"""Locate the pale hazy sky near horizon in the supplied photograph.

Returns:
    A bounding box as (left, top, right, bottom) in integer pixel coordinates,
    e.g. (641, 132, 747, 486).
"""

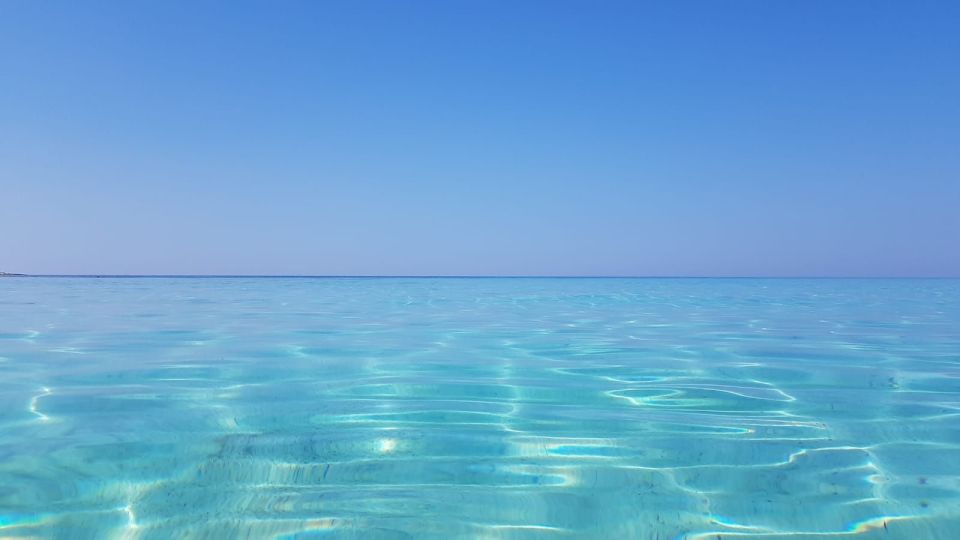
(2, 1, 958, 276)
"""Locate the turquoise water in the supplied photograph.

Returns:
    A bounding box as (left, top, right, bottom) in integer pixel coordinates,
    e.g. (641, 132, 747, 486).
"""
(1, 277, 959, 539)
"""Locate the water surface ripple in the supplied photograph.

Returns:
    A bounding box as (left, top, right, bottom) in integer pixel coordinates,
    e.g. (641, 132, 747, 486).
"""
(1, 278, 959, 538)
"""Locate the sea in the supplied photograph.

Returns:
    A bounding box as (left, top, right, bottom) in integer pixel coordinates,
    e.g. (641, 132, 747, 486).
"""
(1, 277, 958, 538)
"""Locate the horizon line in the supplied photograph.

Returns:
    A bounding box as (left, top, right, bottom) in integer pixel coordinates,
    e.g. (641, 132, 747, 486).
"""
(4, 274, 960, 279)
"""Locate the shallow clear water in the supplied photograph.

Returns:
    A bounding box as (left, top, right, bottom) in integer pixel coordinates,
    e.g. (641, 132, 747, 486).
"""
(1, 277, 959, 539)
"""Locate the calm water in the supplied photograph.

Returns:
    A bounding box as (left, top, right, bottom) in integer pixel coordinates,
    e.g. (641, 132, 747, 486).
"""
(1, 278, 959, 539)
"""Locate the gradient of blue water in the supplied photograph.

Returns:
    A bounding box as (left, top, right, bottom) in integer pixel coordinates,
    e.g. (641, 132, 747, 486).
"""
(1, 278, 959, 539)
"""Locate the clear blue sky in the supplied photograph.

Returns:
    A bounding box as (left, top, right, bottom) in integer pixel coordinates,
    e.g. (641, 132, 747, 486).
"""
(2, 1, 958, 276)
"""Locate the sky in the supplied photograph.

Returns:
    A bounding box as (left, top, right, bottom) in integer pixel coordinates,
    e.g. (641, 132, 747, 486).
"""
(1, 1, 958, 277)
